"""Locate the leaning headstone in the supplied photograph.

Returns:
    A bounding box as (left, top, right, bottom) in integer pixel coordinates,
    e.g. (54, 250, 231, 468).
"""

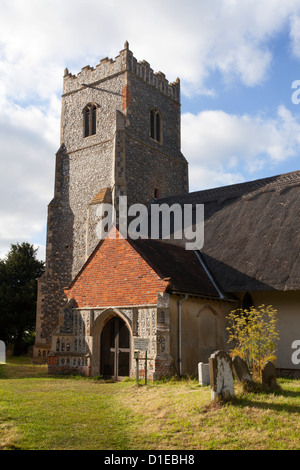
(209, 351, 234, 401)
(232, 356, 253, 384)
(0, 341, 6, 364)
(198, 362, 210, 386)
(262, 361, 280, 389)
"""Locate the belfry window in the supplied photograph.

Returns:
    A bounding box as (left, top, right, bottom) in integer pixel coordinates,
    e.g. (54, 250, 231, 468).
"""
(242, 293, 254, 312)
(84, 104, 97, 137)
(150, 108, 162, 143)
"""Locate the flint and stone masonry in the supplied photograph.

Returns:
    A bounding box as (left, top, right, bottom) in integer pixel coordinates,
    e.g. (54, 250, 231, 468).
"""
(34, 42, 188, 377)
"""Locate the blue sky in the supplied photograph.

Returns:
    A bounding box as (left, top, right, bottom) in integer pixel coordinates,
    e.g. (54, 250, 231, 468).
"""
(1, 0, 300, 260)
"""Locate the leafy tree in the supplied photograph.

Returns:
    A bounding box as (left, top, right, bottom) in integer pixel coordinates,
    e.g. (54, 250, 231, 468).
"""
(0, 243, 44, 355)
(226, 304, 279, 378)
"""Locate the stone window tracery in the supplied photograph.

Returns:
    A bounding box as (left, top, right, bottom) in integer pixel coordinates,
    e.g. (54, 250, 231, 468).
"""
(83, 103, 97, 137)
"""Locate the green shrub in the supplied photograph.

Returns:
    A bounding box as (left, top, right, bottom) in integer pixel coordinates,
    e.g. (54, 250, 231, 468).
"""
(227, 304, 279, 378)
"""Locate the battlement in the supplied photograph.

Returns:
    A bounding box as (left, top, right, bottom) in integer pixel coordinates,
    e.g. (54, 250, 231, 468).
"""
(63, 41, 180, 103)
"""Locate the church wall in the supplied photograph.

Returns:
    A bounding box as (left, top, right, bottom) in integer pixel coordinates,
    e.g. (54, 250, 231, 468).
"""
(67, 141, 115, 275)
(47, 233, 175, 379)
(125, 135, 189, 208)
(34, 146, 75, 355)
(48, 298, 175, 380)
(35, 43, 189, 364)
(34, 140, 115, 357)
(169, 295, 234, 377)
(125, 72, 188, 207)
(61, 73, 125, 152)
(61, 73, 126, 274)
(243, 290, 300, 372)
(48, 308, 93, 376)
(34, 74, 125, 358)
(126, 71, 181, 159)
(89, 305, 161, 379)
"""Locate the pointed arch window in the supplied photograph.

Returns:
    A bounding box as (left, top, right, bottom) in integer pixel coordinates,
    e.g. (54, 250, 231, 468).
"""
(83, 103, 97, 137)
(150, 108, 162, 143)
(242, 293, 254, 311)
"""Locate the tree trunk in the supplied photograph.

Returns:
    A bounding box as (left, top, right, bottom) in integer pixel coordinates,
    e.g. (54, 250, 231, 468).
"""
(13, 328, 24, 356)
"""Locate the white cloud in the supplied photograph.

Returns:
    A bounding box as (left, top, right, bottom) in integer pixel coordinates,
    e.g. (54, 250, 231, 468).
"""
(290, 15, 300, 58)
(182, 106, 300, 191)
(1, 0, 300, 255)
(187, 166, 245, 193)
(0, 0, 300, 100)
(0, 98, 59, 257)
(33, 244, 46, 262)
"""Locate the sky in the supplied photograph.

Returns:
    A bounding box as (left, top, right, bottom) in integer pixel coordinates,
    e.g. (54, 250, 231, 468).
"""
(1, 0, 300, 261)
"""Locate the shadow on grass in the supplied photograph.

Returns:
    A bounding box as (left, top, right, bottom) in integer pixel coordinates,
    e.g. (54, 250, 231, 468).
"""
(0, 361, 49, 380)
(227, 379, 300, 415)
(202, 377, 300, 416)
(230, 394, 300, 414)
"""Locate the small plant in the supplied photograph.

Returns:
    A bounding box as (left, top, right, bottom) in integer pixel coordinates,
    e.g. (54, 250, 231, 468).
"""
(227, 304, 279, 379)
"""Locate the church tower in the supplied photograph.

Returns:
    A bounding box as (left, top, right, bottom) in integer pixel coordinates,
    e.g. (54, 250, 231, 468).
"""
(33, 42, 188, 361)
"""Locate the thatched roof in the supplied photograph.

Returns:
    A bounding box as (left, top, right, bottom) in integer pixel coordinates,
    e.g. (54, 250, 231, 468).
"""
(158, 170, 300, 293)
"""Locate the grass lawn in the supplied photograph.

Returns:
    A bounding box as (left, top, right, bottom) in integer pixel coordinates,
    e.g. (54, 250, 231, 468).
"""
(0, 357, 299, 450)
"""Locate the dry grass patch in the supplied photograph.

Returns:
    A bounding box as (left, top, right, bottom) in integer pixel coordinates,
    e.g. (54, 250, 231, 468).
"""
(0, 421, 20, 450)
(0, 357, 48, 379)
(119, 380, 213, 449)
(1, 359, 300, 450)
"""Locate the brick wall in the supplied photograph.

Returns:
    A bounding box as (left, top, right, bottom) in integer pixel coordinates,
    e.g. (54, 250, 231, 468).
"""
(65, 233, 168, 307)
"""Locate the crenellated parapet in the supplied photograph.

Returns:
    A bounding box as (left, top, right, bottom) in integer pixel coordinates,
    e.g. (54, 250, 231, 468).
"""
(63, 41, 180, 103)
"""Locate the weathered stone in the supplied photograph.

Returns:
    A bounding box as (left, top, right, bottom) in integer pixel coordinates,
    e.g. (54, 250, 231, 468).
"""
(209, 350, 234, 400)
(262, 361, 280, 389)
(232, 356, 253, 384)
(0, 340, 6, 364)
(198, 362, 210, 386)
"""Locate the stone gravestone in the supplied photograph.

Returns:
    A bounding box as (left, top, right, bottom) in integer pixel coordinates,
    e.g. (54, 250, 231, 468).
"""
(209, 351, 234, 401)
(262, 361, 280, 390)
(232, 356, 253, 384)
(0, 341, 6, 364)
(198, 362, 210, 386)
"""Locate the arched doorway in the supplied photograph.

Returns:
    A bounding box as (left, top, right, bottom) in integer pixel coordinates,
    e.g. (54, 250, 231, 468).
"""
(100, 316, 130, 379)
(197, 305, 218, 363)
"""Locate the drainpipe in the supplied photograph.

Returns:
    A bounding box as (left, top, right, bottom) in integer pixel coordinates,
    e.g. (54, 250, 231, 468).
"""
(177, 294, 188, 377)
(194, 251, 225, 300)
